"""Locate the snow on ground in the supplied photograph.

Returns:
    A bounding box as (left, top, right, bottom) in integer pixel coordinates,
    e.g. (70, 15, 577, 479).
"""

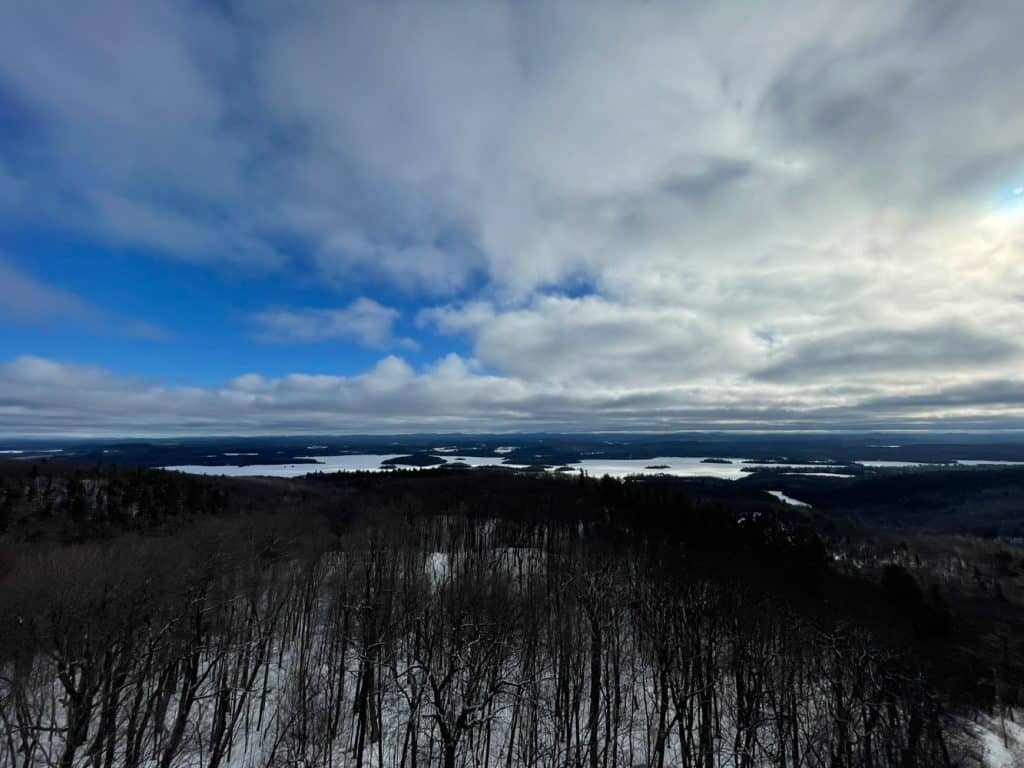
(767, 490, 811, 507)
(781, 471, 856, 477)
(972, 714, 1024, 767)
(426, 547, 547, 587)
(2, 540, 1005, 768)
(426, 550, 453, 584)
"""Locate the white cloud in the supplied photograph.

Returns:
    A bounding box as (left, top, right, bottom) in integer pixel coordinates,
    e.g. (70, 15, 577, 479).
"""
(421, 295, 763, 387)
(3, 1, 1024, 429)
(0, 0, 278, 264)
(4, 353, 1024, 437)
(251, 298, 414, 349)
(8, 0, 1021, 292)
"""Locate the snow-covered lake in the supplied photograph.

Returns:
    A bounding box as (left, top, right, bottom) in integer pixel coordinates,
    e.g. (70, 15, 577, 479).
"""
(857, 459, 1024, 468)
(955, 459, 1024, 466)
(163, 454, 533, 477)
(572, 457, 749, 479)
(165, 455, 859, 480)
(165, 454, 406, 477)
(572, 458, 866, 479)
(165, 455, 750, 479)
(162, 454, 1024, 479)
(856, 460, 945, 468)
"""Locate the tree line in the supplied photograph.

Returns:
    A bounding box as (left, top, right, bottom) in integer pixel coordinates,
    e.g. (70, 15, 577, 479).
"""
(0, 463, 1015, 766)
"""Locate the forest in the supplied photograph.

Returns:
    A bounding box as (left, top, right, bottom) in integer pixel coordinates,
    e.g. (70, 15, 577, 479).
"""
(0, 461, 1021, 767)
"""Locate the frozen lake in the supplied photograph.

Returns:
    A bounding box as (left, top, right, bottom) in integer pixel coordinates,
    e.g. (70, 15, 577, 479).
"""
(163, 454, 527, 477)
(955, 459, 1024, 466)
(572, 457, 748, 479)
(165, 455, 860, 480)
(571, 458, 866, 479)
(165, 454, 406, 477)
(857, 459, 1024, 468)
(165, 455, 751, 479)
(162, 454, 1024, 479)
(856, 460, 943, 468)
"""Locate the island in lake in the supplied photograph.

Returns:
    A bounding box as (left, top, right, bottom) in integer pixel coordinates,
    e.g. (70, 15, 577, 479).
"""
(380, 453, 447, 467)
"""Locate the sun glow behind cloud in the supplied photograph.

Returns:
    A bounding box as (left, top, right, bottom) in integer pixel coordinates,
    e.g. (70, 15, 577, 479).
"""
(979, 185, 1024, 239)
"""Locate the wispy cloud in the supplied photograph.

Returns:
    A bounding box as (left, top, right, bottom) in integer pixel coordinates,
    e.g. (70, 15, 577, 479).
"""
(754, 323, 1022, 383)
(0, 259, 172, 339)
(251, 298, 415, 349)
(0, 259, 92, 324)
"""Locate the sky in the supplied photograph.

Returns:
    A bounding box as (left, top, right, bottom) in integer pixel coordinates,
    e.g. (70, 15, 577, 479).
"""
(1, 0, 1024, 436)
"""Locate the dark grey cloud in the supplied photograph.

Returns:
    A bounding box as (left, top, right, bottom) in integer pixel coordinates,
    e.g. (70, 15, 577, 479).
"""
(755, 324, 1020, 383)
(5, 354, 1024, 436)
(657, 158, 753, 202)
(861, 379, 1024, 411)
